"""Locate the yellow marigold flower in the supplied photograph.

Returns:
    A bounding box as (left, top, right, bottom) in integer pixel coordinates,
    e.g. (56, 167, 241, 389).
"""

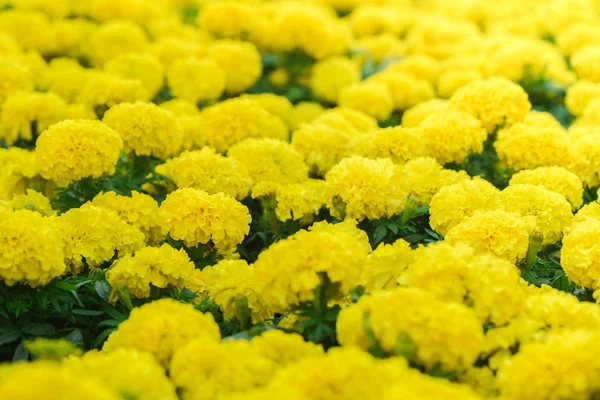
(497, 330, 600, 400)
(310, 56, 361, 103)
(45, 58, 90, 103)
(401, 98, 449, 128)
(494, 123, 573, 172)
(86, 20, 148, 67)
(166, 57, 226, 104)
(35, 119, 123, 185)
(500, 184, 573, 246)
(79, 72, 148, 110)
(0, 10, 56, 54)
(8, 189, 54, 216)
(444, 210, 535, 264)
(309, 218, 372, 253)
(562, 218, 600, 290)
(437, 68, 483, 98)
(399, 157, 470, 205)
(0, 59, 34, 104)
(198, 98, 288, 152)
(274, 180, 325, 222)
(360, 239, 415, 292)
(556, 23, 600, 57)
(103, 102, 183, 159)
(571, 45, 600, 82)
(523, 110, 565, 131)
(91, 191, 163, 245)
(103, 298, 220, 368)
(149, 37, 207, 68)
(370, 71, 435, 111)
(209, 40, 261, 95)
(429, 178, 502, 236)
(66, 348, 178, 400)
(323, 155, 407, 220)
(267, 67, 289, 88)
(288, 101, 325, 131)
(338, 81, 394, 121)
(404, 242, 525, 324)
(0, 147, 42, 201)
(417, 109, 486, 165)
(337, 287, 484, 372)
(105, 53, 165, 98)
(314, 107, 378, 133)
(383, 373, 484, 400)
(565, 79, 600, 116)
(197, 259, 271, 323)
(253, 225, 368, 313)
(450, 77, 531, 133)
(51, 18, 95, 58)
(238, 93, 294, 127)
(404, 16, 480, 59)
(348, 5, 407, 38)
(170, 338, 275, 400)
(159, 188, 251, 249)
(197, 0, 261, 40)
(353, 126, 427, 165)
(0, 209, 64, 287)
(156, 148, 252, 200)
(571, 133, 600, 187)
(106, 244, 195, 301)
(89, 0, 163, 25)
(0, 91, 67, 145)
(251, 330, 324, 365)
(354, 33, 406, 65)
(59, 204, 144, 272)
(509, 167, 584, 210)
(159, 99, 200, 117)
(228, 138, 308, 186)
(0, 362, 120, 400)
(386, 54, 442, 83)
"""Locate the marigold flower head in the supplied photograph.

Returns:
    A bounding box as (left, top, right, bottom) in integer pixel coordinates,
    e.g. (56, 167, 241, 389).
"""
(274, 180, 325, 222)
(444, 209, 535, 264)
(103, 298, 221, 367)
(565, 79, 600, 116)
(353, 126, 428, 165)
(155, 148, 252, 200)
(371, 71, 435, 111)
(0, 10, 56, 54)
(500, 184, 573, 246)
(401, 99, 449, 128)
(509, 167, 584, 210)
(0, 91, 68, 146)
(209, 40, 261, 95)
(105, 53, 165, 98)
(198, 98, 288, 152)
(562, 217, 600, 290)
(238, 93, 294, 127)
(86, 20, 148, 66)
(0, 362, 120, 400)
(228, 138, 309, 186)
(79, 72, 148, 110)
(66, 348, 178, 400)
(103, 101, 183, 159)
(497, 330, 600, 400)
(417, 108, 487, 165)
(450, 77, 531, 133)
(399, 157, 470, 205)
(0, 59, 34, 104)
(360, 238, 415, 292)
(253, 222, 369, 313)
(323, 155, 407, 220)
(159, 188, 251, 249)
(196, 259, 271, 323)
(35, 119, 123, 185)
(338, 81, 394, 121)
(310, 56, 361, 103)
(197, 0, 262, 40)
(288, 101, 325, 130)
(337, 287, 484, 372)
(0, 209, 64, 287)
(166, 57, 226, 103)
(106, 244, 195, 301)
(429, 178, 503, 236)
(495, 123, 574, 172)
(91, 191, 163, 245)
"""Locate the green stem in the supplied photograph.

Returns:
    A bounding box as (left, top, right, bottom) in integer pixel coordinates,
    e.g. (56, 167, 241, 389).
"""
(314, 272, 329, 314)
(524, 229, 544, 271)
(234, 295, 251, 331)
(399, 194, 420, 226)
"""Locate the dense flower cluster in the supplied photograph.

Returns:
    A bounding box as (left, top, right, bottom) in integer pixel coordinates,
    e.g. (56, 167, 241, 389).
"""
(4, 1, 600, 399)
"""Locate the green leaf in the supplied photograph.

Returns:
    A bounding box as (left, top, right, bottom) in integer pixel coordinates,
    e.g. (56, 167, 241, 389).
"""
(95, 281, 110, 301)
(20, 322, 55, 336)
(373, 224, 387, 245)
(97, 319, 122, 328)
(0, 326, 21, 346)
(91, 328, 115, 349)
(103, 305, 128, 322)
(72, 309, 105, 316)
(12, 339, 29, 361)
(53, 281, 77, 291)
